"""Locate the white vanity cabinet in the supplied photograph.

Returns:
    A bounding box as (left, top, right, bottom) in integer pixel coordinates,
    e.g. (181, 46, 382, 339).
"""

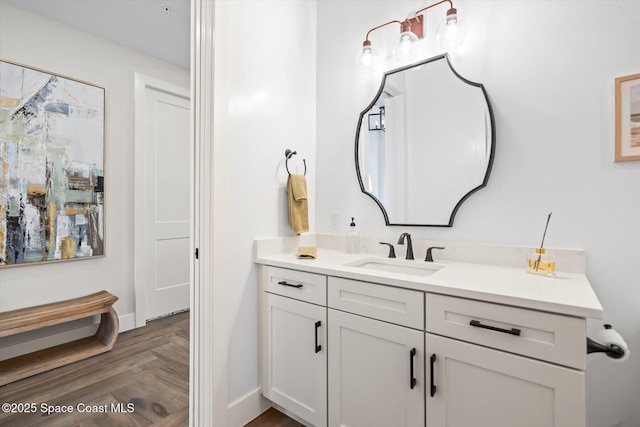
(327, 277, 425, 427)
(261, 267, 327, 427)
(258, 258, 596, 427)
(425, 293, 586, 427)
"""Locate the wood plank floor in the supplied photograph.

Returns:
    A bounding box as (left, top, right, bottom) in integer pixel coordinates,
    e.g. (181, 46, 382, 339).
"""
(245, 407, 304, 427)
(0, 311, 300, 426)
(0, 311, 190, 427)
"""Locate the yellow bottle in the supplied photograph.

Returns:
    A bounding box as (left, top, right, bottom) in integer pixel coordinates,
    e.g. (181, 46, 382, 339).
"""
(527, 248, 555, 277)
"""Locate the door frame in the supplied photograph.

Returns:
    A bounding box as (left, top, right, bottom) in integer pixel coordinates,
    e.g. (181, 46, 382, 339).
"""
(133, 73, 190, 328)
(191, 0, 230, 425)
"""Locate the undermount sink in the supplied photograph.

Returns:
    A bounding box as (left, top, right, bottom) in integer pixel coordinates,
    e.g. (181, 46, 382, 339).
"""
(345, 257, 445, 277)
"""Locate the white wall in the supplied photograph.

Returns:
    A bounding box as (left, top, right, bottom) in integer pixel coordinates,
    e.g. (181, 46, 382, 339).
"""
(316, 1, 639, 426)
(0, 2, 188, 341)
(218, 0, 317, 405)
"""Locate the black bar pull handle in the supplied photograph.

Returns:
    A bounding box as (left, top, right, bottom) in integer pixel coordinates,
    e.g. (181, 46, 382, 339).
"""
(315, 321, 322, 353)
(470, 319, 521, 336)
(409, 348, 417, 389)
(278, 280, 303, 289)
(430, 354, 437, 397)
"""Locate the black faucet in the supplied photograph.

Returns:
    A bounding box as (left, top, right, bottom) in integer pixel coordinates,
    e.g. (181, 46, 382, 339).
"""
(379, 242, 396, 258)
(425, 246, 445, 262)
(397, 233, 414, 260)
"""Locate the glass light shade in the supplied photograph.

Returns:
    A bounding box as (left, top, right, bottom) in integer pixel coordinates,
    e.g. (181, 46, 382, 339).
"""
(393, 31, 419, 62)
(436, 13, 467, 49)
(356, 44, 380, 69)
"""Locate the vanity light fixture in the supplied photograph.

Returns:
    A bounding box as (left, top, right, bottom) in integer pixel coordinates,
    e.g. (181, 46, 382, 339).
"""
(356, 0, 467, 69)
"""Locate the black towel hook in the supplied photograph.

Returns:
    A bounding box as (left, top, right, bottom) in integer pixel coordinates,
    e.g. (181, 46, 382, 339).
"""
(285, 149, 306, 176)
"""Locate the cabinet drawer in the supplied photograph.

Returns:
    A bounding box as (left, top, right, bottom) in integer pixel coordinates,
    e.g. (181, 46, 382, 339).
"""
(263, 266, 326, 306)
(328, 277, 423, 329)
(425, 294, 585, 370)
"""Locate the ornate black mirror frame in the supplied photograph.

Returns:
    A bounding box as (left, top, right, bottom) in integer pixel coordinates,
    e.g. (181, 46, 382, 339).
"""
(354, 53, 496, 227)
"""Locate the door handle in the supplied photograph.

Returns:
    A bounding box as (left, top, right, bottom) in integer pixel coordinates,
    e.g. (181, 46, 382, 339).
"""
(278, 280, 303, 289)
(409, 348, 417, 389)
(470, 320, 521, 336)
(315, 321, 322, 353)
(430, 354, 437, 397)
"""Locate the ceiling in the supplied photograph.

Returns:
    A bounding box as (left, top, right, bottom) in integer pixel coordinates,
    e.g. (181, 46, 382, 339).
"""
(5, 0, 191, 69)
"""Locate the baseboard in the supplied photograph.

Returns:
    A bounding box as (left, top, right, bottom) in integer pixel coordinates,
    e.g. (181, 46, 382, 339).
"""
(0, 312, 136, 361)
(118, 313, 136, 333)
(228, 387, 271, 427)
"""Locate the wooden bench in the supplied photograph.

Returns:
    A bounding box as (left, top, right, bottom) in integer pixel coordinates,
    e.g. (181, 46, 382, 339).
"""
(0, 290, 119, 386)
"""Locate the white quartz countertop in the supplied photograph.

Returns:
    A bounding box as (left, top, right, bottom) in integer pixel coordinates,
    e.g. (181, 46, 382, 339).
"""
(255, 249, 604, 319)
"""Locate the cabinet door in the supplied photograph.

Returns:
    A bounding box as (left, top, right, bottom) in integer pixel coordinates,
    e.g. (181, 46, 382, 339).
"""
(328, 309, 424, 427)
(263, 293, 327, 427)
(426, 333, 584, 427)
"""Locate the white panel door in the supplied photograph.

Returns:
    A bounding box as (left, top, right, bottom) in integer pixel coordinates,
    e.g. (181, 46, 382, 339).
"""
(262, 293, 327, 427)
(144, 86, 191, 320)
(328, 309, 424, 427)
(426, 333, 585, 427)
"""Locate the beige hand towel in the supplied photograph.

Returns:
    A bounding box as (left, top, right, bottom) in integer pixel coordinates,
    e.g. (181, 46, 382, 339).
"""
(297, 246, 317, 259)
(287, 174, 309, 235)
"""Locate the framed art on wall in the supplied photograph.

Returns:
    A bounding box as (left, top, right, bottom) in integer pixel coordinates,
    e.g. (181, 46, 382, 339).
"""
(0, 60, 105, 267)
(615, 72, 640, 162)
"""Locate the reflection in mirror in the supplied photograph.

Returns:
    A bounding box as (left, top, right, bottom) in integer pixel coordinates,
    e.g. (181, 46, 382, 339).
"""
(355, 54, 495, 227)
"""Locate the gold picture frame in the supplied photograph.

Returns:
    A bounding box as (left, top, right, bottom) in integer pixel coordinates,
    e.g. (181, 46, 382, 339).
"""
(615, 73, 640, 161)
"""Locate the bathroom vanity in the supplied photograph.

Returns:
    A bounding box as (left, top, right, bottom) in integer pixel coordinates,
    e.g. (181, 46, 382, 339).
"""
(256, 243, 603, 427)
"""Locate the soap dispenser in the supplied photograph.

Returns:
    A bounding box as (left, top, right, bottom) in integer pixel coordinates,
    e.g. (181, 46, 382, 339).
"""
(346, 217, 360, 254)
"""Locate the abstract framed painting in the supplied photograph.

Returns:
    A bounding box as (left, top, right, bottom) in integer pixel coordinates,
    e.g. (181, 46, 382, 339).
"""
(615, 72, 640, 161)
(0, 60, 105, 267)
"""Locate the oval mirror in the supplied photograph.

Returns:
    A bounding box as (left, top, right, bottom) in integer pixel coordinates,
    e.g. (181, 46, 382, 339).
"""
(355, 54, 495, 227)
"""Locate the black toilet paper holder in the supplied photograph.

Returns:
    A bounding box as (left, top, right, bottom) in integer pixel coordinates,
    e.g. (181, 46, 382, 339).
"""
(586, 324, 625, 359)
